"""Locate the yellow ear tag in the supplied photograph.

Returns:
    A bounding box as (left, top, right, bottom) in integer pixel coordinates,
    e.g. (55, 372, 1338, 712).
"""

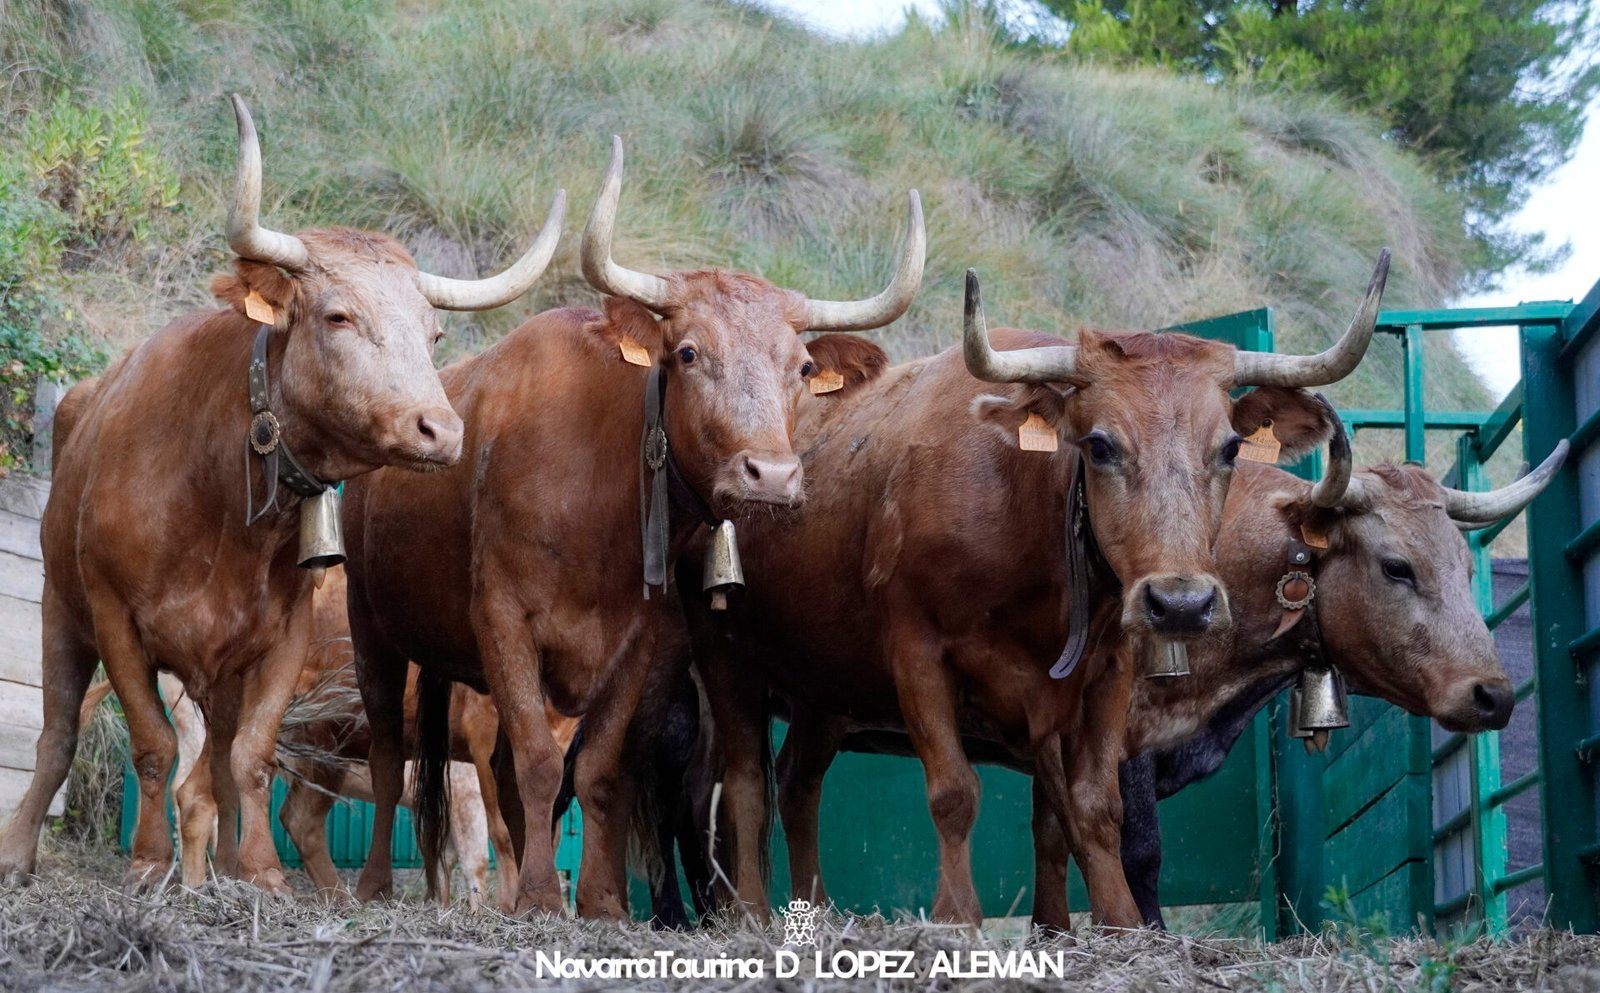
(1018, 413, 1058, 453)
(1237, 419, 1281, 464)
(619, 337, 651, 367)
(809, 369, 845, 395)
(1300, 521, 1329, 550)
(243, 290, 276, 325)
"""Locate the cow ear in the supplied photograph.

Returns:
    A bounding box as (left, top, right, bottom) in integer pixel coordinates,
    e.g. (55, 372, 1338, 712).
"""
(1271, 492, 1353, 551)
(1231, 386, 1336, 461)
(590, 295, 665, 364)
(804, 334, 888, 395)
(971, 384, 1070, 449)
(210, 259, 297, 326)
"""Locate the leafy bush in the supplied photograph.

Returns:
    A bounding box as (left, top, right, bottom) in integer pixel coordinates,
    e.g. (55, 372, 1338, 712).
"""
(21, 89, 182, 258)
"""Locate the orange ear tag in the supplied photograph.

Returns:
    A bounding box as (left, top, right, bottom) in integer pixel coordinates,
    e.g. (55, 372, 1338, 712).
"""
(1018, 413, 1059, 453)
(1237, 419, 1281, 464)
(618, 337, 651, 366)
(809, 369, 845, 395)
(243, 290, 277, 325)
(1300, 521, 1329, 549)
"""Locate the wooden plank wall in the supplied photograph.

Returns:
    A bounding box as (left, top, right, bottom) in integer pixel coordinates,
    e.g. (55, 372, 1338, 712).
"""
(0, 475, 57, 820)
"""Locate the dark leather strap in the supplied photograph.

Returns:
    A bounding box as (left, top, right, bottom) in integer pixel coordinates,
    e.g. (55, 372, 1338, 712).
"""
(1050, 455, 1098, 680)
(245, 324, 327, 525)
(639, 364, 718, 598)
(1269, 535, 1341, 689)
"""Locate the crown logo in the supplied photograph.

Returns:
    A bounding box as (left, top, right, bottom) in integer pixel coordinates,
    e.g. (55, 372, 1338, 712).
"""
(781, 897, 818, 946)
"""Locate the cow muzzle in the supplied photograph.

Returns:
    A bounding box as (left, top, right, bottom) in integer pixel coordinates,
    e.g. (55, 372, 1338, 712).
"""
(715, 450, 804, 508)
(1437, 675, 1515, 732)
(391, 404, 464, 468)
(1129, 575, 1230, 638)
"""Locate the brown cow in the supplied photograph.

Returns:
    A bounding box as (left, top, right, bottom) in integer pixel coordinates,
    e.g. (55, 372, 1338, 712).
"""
(778, 432, 1561, 930)
(0, 95, 562, 894)
(689, 260, 1388, 927)
(343, 136, 923, 918)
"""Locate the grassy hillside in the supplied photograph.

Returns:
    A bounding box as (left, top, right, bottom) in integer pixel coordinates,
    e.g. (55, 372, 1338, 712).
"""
(1, 0, 1490, 472)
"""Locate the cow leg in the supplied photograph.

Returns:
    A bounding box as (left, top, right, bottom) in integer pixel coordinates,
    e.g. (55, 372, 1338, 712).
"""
(476, 747, 519, 913)
(353, 641, 409, 903)
(570, 648, 651, 921)
(204, 678, 242, 877)
(1029, 763, 1073, 934)
(0, 587, 98, 882)
(1119, 753, 1166, 929)
(465, 705, 518, 912)
(175, 735, 218, 887)
(776, 708, 846, 906)
(474, 594, 565, 916)
(228, 605, 311, 897)
(1055, 654, 1141, 930)
(164, 674, 218, 887)
(692, 641, 772, 919)
(280, 763, 347, 899)
(889, 619, 982, 925)
(97, 612, 178, 888)
(447, 761, 490, 911)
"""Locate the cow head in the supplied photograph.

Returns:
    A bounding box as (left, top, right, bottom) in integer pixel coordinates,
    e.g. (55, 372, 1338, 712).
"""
(964, 255, 1388, 639)
(210, 96, 564, 478)
(1277, 437, 1568, 732)
(580, 137, 914, 512)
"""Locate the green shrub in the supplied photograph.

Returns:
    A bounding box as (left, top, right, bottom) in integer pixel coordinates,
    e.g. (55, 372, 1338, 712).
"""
(21, 89, 182, 255)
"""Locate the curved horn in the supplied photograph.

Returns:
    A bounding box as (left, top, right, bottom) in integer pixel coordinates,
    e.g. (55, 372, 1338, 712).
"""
(418, 189, 566, 311)
(1447, 440, 1569, 528)
(581, 135, 672, 311)
(1233, 249, 1390, 387)
(802, 190, 926, 332)
(1308, 394, 1352, 508)
(226, 95, 309, 271)
(962, 269, 1080, 384)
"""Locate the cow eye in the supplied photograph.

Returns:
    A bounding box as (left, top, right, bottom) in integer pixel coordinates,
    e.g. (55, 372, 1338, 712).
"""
(432, 331, 445, 346)
(1220, 435, 1242, 465)
(1080, 432, 1117, 465)
(801, 360, 817, 379)
(678, 345, 698, 365)
(326, 312, 351, 326)
(1381, 559, 1416, 586)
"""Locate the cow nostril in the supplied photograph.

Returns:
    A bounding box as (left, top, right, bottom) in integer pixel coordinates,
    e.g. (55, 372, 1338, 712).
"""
(417, 416, 438, 442)
(1143, 584, 1167, 620)
(743, 457, 762, 483)
(1471, 682, 1514, 728)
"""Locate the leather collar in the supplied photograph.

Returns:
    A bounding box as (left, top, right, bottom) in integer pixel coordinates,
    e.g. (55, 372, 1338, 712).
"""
(245, 324, 329, 525)
(1050, 454, 1117, 680)
(640, 362, 719, 597)
(1268, 533, 1336, 675)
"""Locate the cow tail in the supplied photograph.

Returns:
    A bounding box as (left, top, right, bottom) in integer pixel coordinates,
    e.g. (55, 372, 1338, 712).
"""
(411, 670, 453, 903)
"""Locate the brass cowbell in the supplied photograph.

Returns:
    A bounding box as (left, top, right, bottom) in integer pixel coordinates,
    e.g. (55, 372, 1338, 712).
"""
(1141, 638, 1190, 678)
(1290, 666, 1349, 736)
(702, 519, 745, 611)
(298, 487, 346, 588)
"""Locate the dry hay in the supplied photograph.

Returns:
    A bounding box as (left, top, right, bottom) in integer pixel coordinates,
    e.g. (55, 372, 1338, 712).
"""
(1, 856, 1598, 992)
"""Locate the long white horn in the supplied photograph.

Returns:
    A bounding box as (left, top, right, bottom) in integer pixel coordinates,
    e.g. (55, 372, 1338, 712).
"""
(962, 269, 1079, 383)
(1447, 440, 1569, 528)
(418, 189, 566, 311)
(802, 191, 926, 332)
(1233, 249, 1390, 387)
(226, 95, 309, 270)
(580, 136, 672, 311)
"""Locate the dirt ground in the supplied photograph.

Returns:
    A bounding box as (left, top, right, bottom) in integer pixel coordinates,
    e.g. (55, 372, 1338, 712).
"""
(1, 851, 1598, 992)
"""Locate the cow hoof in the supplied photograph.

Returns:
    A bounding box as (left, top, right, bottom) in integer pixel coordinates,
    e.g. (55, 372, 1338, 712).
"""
(246, 867, 294, 898)
(0, 861, 35, 887)
(514, 893, 567, 919)
(123, 859, 172, 892)
(355, 873, 393, 903)
(319, 886, 355, 906)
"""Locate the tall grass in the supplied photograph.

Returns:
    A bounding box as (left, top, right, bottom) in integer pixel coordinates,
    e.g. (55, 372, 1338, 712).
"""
(2, 0, 1486, 417)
